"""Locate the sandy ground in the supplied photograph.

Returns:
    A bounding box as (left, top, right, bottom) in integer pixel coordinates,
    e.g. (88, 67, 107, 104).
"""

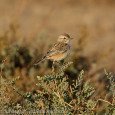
(0, 0, 115, 73)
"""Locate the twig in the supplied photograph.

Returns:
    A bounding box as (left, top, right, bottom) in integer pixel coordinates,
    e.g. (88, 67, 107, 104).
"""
(52, 61, 55, 75)
(92, 98, 114, 110)
(98, 99, 113, 106)
(54, 92, 73, 108)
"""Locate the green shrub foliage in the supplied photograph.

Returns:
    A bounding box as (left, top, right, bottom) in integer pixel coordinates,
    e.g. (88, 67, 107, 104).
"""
(0, 62, 115, 114)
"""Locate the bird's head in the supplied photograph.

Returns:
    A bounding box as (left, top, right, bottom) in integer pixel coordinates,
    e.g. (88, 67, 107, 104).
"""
(57, 33, 73, 44)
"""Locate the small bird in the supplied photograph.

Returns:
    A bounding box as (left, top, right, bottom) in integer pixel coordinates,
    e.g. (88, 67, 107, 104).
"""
(34, 33, 73, 65)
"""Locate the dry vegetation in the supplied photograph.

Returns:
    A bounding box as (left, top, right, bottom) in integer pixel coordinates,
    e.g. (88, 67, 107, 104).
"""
(0, 0, 115, 114)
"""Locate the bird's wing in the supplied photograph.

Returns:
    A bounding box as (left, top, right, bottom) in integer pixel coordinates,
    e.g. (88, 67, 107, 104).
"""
(33, 42, 69, 65)
(45, 42, 69, 58)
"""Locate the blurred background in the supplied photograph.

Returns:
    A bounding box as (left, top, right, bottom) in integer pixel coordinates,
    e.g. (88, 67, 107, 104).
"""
(0, 0, 115, 113)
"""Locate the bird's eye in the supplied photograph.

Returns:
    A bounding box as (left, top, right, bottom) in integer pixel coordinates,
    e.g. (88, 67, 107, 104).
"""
(64, 37, 66, 39)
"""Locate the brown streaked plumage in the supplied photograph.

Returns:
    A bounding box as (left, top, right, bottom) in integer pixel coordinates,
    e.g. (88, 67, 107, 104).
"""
(34, 33, 73, 65)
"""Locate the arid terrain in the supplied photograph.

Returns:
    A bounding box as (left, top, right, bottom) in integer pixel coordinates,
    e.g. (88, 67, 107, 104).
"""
(0, 0, 115, 114)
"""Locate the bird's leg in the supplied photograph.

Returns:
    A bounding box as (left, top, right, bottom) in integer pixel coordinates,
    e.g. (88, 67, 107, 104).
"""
(52, 61, 55, 75)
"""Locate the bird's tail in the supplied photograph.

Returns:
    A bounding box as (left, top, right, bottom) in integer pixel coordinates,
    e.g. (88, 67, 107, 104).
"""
(33, 56, 46, 65)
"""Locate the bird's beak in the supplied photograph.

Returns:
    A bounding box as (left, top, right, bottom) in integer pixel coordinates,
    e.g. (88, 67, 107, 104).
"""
(70, 38, 74, 40)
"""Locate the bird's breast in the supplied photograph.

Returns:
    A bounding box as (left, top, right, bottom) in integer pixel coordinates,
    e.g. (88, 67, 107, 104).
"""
(48, 51, 69, 61)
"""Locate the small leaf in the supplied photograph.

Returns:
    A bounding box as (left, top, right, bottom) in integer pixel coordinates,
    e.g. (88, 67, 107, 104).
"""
(104, 69, 108, 76)
(37, 76, 41, 80)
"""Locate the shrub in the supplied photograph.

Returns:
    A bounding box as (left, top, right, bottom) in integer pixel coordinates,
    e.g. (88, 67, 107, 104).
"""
(0, 61, 115, 114)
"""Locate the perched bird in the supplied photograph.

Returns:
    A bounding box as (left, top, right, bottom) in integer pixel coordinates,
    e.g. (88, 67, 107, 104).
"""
(34, 33, 73, 65)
